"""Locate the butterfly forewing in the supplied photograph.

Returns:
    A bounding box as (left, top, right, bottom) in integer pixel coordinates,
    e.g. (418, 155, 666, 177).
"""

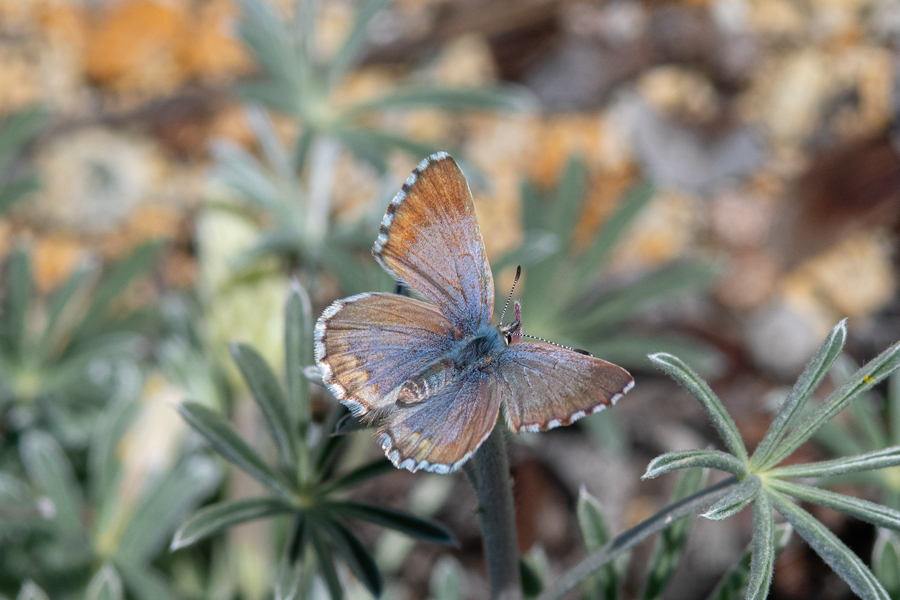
(314, 292, 457, 417)
(379, 371, 500, 473)
(496, 342, 634, 433)
(373, 152, 494, 335)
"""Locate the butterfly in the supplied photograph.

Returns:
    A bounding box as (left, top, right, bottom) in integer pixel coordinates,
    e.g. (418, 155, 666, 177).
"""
(314, 152, 634, 474)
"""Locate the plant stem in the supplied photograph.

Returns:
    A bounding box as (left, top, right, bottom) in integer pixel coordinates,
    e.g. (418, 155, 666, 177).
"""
(465, 427, 521, 600)
(536, 476, 741, 600)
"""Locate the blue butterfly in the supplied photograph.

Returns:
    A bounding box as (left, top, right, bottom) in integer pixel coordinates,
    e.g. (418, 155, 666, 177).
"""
(314, 152, 634, 474)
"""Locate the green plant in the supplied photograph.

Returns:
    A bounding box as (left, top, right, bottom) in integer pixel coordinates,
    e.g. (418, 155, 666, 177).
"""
(532, 320, 900, 600)
(496, 156, 721, 375)
(1, 397, 219, 599)
(171, 282, 455, 599)
(0, 242, 162, 453)
(0, 105, 47, 215)
(212, 0, 532, 279)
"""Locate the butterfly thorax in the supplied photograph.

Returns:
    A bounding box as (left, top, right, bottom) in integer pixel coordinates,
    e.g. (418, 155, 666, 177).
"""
(395, 324, 505, 406)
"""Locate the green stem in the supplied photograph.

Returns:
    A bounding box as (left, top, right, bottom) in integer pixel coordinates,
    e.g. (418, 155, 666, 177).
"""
(536, 476, 741, 600)
(465, 427, 521, 600)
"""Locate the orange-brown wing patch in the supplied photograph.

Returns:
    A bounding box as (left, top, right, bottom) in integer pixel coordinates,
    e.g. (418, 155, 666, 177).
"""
(373, 152, 494, 335)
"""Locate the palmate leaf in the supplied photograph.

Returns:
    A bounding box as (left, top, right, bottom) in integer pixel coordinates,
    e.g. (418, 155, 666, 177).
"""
(745, 493, 776, 600)
(769, 479, 900, 531)
(116, 456, 220, 562)
(285, 280, 313, 434)
(86, 564, 124, 600)
(640, 468, 708, 600)
(321, 519, 383, 597)
(172, 496, 294, 550)
(873, 528, 900, 596)
(1, 248, 32, 360)
(329, 501, 456, 544)
(648, 353, 748, 461)
(113, 558, 171, 600)
(767, 340, 900, 469)
(19, 430, 84, 537)
(643, 449, 748, 480)
(702, 475, 760, 521)
(231, 342, 296, 468)
(320, 458, 394, 494)
(69, 241, 162, 347)
(39, 262, 94, 359)
(176, 402, 292, 497)
(769, 491, 889, 600)
(575, 181, 655, 283)
(15, 581, 49, 600)
(311, 528, 343, 600)
(577, 488, 617, 600)
(752, 320, 848, 470)
(325, 0, 390, 90)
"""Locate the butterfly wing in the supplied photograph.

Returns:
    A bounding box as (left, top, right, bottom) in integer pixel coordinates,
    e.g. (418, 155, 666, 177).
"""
(379, 371, 500, 473)
(496, 342, 634, 433)
(315, 292, 457, 417)
(373, 152, 494, 335)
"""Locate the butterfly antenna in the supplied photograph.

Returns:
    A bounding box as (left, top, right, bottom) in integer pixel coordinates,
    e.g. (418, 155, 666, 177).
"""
(499, 265, 522, 324)
(520, 333, 594, 356)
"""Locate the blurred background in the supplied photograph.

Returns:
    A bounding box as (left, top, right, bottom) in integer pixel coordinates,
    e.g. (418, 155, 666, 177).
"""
(2, 0, 900, 598)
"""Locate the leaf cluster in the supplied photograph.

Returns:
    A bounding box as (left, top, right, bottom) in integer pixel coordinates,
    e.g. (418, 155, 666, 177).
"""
(0, 242, 162, 452)
(171, 282, 455, 599)
(496, 157, 721, 373)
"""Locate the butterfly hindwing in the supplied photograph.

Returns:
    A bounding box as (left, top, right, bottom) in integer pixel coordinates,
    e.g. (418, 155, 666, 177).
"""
(314, 292, 457, 417)
(379, 370, 500, 473)
(496, 342, 634, 433)
(373, 152, 494, 335)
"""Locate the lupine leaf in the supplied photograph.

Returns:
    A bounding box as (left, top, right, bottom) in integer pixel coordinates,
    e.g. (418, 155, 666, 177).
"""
(70, 241, 162, 345)
(769, 479, 900, 531)
(329, 501, 456, 544)
(19, 431, 83, 536)
(311, 528, 343, 600)
(577, 487, 617, 600)
(752, 320, 847, 470)
(576, 262, 718, 333)
(640, 468, 708, 600)
(702, 475, 759, 521)
(705, 522, 791, 600)
(643, 449, 748, 480)
(321, 458, 394, 494)
(745, 492, 776, 600)
(769, 491, 889, 600)
(326, 0, 390, 89)
(118, 457, 221, 561)
(872, 528, 900, 596)
(769, 446, 900, 479)
(39, 263, 94, 359)
(176, 402, 292, 497)
(86, 564, 124, 600)
(231, 342, 295, 467)
(1, 248, 32, 360)
(649, 353, 748, 461)
(320, 519, 383, 596)
(768, 340, 900, 469)
(172, 496, 294, 550)
(285, 280, 312, 433)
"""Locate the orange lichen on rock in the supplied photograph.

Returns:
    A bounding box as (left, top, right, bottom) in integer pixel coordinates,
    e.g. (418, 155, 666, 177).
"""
(84, 0, 247, 95)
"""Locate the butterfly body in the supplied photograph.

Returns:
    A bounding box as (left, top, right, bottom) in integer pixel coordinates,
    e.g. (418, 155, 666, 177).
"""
(315, 153, 634, 474)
